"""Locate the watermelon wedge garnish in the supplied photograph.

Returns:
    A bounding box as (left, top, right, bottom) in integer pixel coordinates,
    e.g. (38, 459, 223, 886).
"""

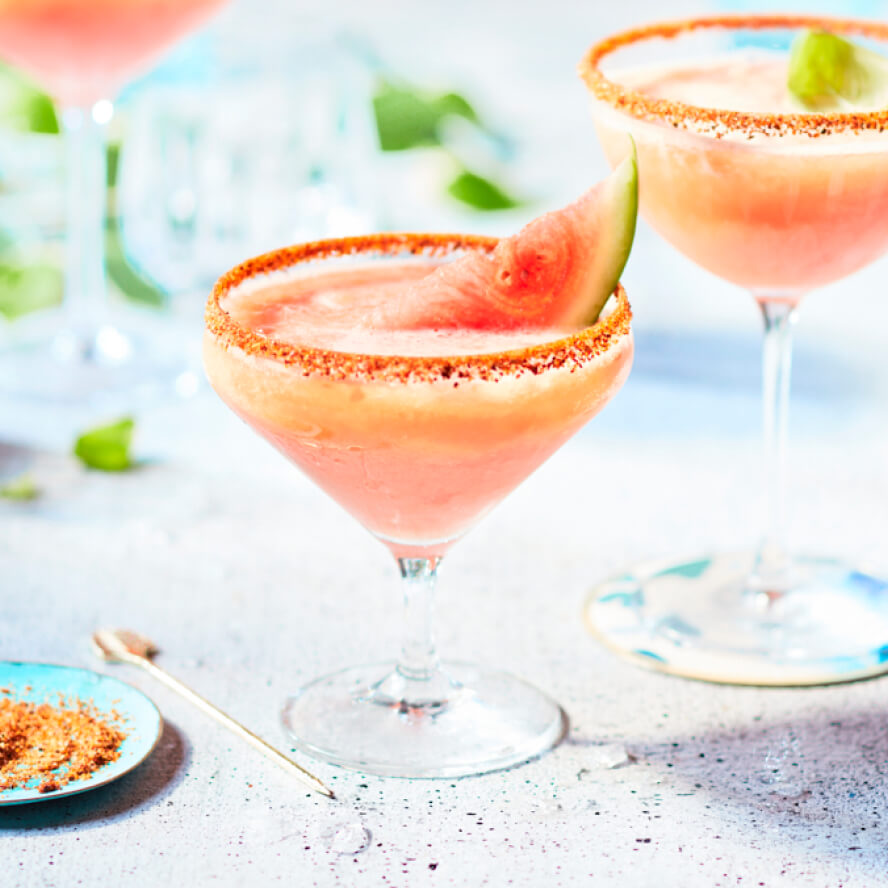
(373, 140, 637, 332)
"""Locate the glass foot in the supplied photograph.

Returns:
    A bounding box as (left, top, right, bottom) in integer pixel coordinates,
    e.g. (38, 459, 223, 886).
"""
(281, 662, 567, 778)
(585, 552, 888, 686)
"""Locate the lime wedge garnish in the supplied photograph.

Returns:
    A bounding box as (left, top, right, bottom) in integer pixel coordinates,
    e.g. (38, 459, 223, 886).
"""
(788, 30, 888, 110)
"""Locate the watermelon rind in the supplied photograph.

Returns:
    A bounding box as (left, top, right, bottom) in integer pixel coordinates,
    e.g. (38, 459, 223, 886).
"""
(566, 136, 637, 328)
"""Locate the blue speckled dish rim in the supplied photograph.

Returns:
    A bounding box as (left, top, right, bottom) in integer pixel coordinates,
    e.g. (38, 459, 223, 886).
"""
(0, 661, 163, 806)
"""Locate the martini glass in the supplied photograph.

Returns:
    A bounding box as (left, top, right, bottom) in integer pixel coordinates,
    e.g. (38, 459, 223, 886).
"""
(0, 0, 224, 403)
(580, 15, 888, 686)
(204, 233, 634, 776)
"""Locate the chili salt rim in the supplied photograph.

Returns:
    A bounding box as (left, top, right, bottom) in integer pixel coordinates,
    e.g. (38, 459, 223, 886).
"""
(205, 232, 632, 384)
(579, 14, 888, 139)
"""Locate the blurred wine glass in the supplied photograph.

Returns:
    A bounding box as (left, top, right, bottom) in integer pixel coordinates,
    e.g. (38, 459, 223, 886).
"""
(117, 26, 377, 307)
(0, 0, 225, 405)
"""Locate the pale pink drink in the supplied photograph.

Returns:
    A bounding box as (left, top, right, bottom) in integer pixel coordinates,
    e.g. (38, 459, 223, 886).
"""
(204, 233, 633, 776)
(593, 54, 888, 297)
(206, 256, 631, 558)
(0, 0, 223, 106)
(0, 0, 224, 401)
(580, 15, 888, 686)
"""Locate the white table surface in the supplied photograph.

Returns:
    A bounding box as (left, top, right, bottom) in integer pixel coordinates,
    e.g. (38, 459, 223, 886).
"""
(3, 1, 888, 885)
(3, 340, 888, 887)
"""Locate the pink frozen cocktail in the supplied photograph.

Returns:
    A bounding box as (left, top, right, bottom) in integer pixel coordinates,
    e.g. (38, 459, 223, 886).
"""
(204, 156, 637, 777)
(581, 15, 888, 686)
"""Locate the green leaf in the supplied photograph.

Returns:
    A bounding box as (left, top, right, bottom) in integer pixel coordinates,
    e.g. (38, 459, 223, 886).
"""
(372, 81, 484, 151)
(446, 169, 522, 211)
(107, 141, 120, 189)
(104, 215, 166, 308)
(0, 474, 39, 501)
(103, 140, 165, 308)
(0, 262, 63, 320)
(373, 83, 442, 151)
(73, 418, 135, 472)
(788, 30, 888, 109)
(431, 92, 479, 124)
(0, 63, 58, 134)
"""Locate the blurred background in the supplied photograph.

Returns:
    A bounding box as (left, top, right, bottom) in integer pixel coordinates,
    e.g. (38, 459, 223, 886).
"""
(0, 0, 885, 561)
(2, 6, 887, 881)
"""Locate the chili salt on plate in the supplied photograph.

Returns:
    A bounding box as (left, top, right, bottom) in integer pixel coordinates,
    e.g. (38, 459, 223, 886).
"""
(0, 662, 162, 806)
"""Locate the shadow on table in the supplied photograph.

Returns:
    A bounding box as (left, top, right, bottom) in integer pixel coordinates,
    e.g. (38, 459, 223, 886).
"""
(0, 719, 189, 830)
(0, 441, 34, 479)
(633, 703, 888, 872)
(631, 326, 868, 402)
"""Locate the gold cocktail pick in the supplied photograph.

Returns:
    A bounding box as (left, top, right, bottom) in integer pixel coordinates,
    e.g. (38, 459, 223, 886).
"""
(91, 628, 335, 800)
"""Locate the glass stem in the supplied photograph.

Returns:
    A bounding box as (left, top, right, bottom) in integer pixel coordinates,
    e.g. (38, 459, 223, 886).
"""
(757, 298, 799, 588)
(367, 556, 460, 709)
(59, 102, 108, 352)
(397, 557, 441, 681)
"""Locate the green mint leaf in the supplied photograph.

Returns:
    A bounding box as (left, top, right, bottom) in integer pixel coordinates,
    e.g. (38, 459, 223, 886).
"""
(73, 418, 135, 472)
(105, 215, 165, 308)
(0, 262, 63, 321)
(788, 30, 888, 109)
(103, 141, 165, 308)
(0, 474, 39, 501)
(0, 63, 58, 134)
(107, 141, 120, 189)
(431, 92, 479, 124)
(372, 81, 485, 151)
(446, 169, 522, 211)
(373, 83, 443, 151)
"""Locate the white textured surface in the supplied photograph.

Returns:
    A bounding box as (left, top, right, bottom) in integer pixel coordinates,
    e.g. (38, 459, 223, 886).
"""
(4, 0, 888, 884)
(2, 365, 888, 886)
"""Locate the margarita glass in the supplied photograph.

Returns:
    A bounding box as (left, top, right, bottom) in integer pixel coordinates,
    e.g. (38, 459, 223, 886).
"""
(580, 15, 888, 686)
(204, 233, 633, 776)
(0, 0, 224, 402)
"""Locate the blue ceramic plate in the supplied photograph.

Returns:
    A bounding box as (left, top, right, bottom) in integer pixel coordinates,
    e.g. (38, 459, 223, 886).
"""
(0, 662, 162, 806)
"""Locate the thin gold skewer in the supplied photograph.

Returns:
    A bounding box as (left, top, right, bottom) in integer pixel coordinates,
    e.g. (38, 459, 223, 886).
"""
(91, 628, 335, 800)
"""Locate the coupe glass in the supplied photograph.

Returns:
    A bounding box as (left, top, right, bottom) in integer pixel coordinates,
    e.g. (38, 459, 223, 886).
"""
(0, 0, 224, 403)
(581, 15, 888, 686)
(204, 234, 634, 776)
